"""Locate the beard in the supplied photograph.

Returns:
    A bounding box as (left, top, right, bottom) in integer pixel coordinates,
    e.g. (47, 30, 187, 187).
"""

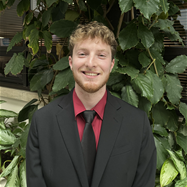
(72, 70, 110, 93)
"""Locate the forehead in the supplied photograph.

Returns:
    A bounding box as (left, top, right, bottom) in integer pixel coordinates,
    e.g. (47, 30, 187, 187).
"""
(73, 37, 111, 52)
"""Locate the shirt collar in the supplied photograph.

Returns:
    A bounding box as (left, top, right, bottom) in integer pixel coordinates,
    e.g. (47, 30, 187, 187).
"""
(73, 89, 107, 120)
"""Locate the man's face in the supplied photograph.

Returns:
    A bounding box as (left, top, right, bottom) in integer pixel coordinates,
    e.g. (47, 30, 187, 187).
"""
(69, 37, 114, 94)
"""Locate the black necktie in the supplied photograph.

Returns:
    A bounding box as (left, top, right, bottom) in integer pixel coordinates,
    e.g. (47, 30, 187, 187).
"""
(81, 110, 96, 185)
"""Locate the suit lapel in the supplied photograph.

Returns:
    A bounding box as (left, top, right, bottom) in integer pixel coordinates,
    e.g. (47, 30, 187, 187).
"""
(56, 91, 89, 187)
(91, 92, 122, 187)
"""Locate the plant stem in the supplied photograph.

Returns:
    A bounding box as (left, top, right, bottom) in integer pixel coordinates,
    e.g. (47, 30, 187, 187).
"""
(131, 7, 134, 20)
(48, 70, 59, 96)
(116, 13, 124, 39)
(49, 53, 57, 63)
(147, 48, 159, 76)
(145, 59, 155, 72)
(106, 0, 116, 15)
(149, 16, 158, 30)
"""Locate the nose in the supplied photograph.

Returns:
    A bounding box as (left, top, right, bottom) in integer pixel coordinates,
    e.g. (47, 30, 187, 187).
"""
(85, 55, 96, 68)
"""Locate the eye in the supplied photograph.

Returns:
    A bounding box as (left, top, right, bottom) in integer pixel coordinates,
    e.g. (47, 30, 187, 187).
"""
(99, 54, 106, 58)
(78, 52, 86, 57)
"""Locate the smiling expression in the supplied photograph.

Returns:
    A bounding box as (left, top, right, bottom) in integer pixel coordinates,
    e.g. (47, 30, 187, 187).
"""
(69, 37, 115, 94)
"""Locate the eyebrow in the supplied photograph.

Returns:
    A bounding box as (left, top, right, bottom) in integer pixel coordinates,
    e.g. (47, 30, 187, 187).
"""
(76, 48, 110, 54)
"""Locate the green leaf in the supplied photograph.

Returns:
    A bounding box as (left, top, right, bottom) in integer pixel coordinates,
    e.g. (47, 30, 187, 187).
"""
(138, 52, 151, 68)
(0, 156, 19, 178)
(87, 0, 101, 11)
(52, 68, 75, 92)
(4, 53, 25, 75)
(175, 149, 185, 162)
(0, 120, 6, 129)
(176, 133, 187, 154)
(19, 160, 26, 187)
(167, 111, 179, 132)
(110, 91, 121, 99)
(148, 71, 164, 104)
(165, 31, 183, 43)
(121, 85, 139, 107)
(179, 102, 187, 124)
(30, 69, 54, 91)
(154, 19, 180, 39)
(165, 74, 182, 105)
(0, 129, 17, 145)
(112, 82, 124, 92)
(160, 159, 178, 186)
(107, 72, 124, 86)
(111, 57, 119, 73)
(24, 12, 33, 25)
(124, 49, 140, 69)
(118, 22, 139, 51)
(131, 72, 153, 100)
(78, 0, 87, 11)
(42, 31, 52, 52)
(168, 132, 175, 149)
(168, 2, 179, 16)
(175, 177, 187, 187)
(6, 0, 15, 8)
(119, 0, 133, 14)
(63, 0, 73, 3)
(42, 8, 52, 27)
(46, 0, 57, 7)
(28, 28, 39, 55)
(138, 97, 151, 116)
(0, 109, 17, 118)
(150, 48, 165, 65)
(0, 100, 6, 104)
(165, 55, 187, 74)
(65, 10, 79, 21)
(153, 124, 168, 137)
(51, 1, 68, 22)
(2, 0, 8, 5)
(134, 0, 160, 19)
(7, 32, 23, 52)
(138, 22, 154, 49)
(22, 99, 38, 110)
(25, 24, 36, 38)
(167, 150, 187, 180)
(152, 101, 170, 126)
(160, 0, 170, 14)
(178, 125, 187, 136)
(0, 145, 12, 150)
(53, 56, 69, 70)
(154, 136, 168, 170)
(151, 27, 164, 53)
(18, 105, 38, 122)
(17, 0, 30, 17)
(117, 66, 139, 79)
(50, 20, 78, 38)
(5, 164, 20, 187)
(116, 51, 129, 66)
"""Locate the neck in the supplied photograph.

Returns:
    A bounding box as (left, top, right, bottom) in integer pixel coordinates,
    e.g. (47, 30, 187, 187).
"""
(75, 86, 106, 110)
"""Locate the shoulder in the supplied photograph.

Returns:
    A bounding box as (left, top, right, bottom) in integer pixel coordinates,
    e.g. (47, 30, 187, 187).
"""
(33, 91, 71, 119)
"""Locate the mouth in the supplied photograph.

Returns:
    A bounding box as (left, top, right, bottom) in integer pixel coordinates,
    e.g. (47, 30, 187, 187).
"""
(82, 71, 100, 76)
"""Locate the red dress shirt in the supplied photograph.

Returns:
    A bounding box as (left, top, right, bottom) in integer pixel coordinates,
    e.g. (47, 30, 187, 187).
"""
(73, 89, 107, 149)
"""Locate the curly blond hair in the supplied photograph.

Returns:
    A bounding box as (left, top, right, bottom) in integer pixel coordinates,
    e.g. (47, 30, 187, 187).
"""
(69, 21, 118, 59)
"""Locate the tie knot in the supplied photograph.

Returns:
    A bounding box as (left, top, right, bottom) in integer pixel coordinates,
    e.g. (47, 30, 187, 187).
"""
(82, 110, 96, 124)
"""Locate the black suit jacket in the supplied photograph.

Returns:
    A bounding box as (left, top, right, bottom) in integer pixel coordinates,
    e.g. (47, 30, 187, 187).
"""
(26, 89, 156, 187)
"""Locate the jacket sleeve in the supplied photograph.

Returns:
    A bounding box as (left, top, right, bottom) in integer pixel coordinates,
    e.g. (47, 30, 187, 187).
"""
(132, 112, 157, 187)
(26, 112, 47, 187)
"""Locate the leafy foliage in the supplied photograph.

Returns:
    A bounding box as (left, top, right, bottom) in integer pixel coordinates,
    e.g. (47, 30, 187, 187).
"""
(2, 0, 187, 186)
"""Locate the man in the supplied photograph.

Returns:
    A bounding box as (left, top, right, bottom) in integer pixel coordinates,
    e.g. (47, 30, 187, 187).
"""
(26, 21, 156, 187)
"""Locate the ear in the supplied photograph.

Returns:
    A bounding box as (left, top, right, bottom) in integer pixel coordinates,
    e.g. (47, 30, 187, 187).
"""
(69, 56, 73, 70)
(110, 59, 115, 72)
